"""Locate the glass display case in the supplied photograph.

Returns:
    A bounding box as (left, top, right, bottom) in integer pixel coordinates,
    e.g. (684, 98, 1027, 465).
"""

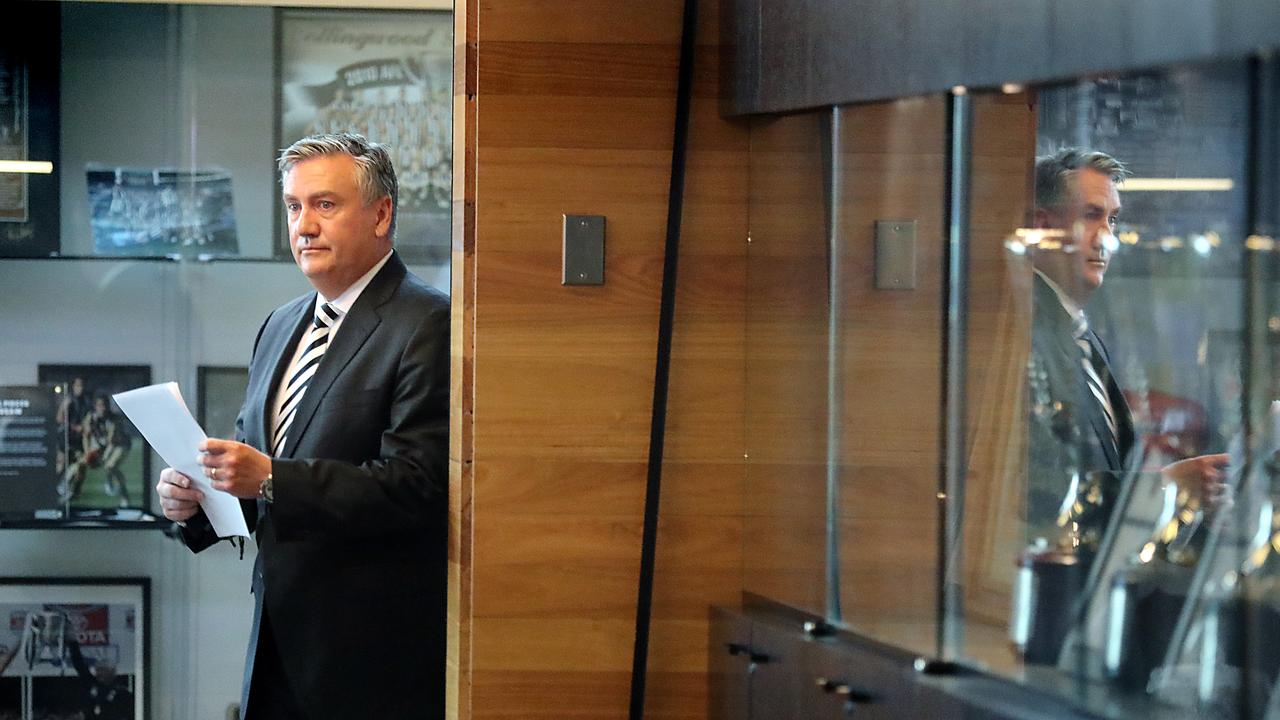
(0, 2, 451, 715)
(0, 0, 450, 528)
(738, 51, 1280, 718)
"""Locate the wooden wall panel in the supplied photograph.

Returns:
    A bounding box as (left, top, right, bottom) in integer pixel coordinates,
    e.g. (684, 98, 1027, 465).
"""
(959, 92, 1035, 668)
(455, 1, 749, 718)
(831, 97, 946, 656)
(742, 110, 830, 617)
(449, 0, 477, 715)
(740, 97, 948, 651)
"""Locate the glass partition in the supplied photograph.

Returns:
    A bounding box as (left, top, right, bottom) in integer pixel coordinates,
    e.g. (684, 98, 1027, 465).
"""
(744, 110, 830, 617)
(0, 0, 451, 527)
(743, 97, 948, 655)
(957, 57, 1280, 716)
(831, 96, 946, 656)
(741, 46, 1280, 719)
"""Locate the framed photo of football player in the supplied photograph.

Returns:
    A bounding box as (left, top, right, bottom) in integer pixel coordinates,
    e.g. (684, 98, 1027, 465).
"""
(36, 364, 151, 516)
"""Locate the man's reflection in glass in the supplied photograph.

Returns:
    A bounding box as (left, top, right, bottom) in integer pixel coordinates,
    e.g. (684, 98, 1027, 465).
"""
(1025, 148, 1136, 546)
(1027, 148, 1231, 543)
(1017, 149, 1232, 666)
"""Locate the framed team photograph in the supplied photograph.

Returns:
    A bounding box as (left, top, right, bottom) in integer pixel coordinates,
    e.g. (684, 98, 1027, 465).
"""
(0, 577, 149, 720)
(275, 7, 452, 264)
(36, 364, 151, 516)
(85, 166, 239, 258)
(196, 366, 249, 442)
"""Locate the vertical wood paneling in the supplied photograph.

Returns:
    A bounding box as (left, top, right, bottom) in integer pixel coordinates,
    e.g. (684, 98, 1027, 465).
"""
(959, 91, 1036, 671)
(454, 2, 748, 718)
(450, 0, 478, 716)
(833, 97, 946, 656)
(743, 110, 831, 617)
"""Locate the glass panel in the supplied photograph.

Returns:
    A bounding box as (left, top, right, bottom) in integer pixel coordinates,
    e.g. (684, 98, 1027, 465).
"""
(833, 96, 946, 655)
(742, 96, 948, 655)
(744, 110, 830, 617)
(960, 58, 1262, 715)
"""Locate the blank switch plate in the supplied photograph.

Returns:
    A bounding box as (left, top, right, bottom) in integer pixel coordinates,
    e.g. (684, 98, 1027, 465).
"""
(563, 214, 606, 285)
(874, 219, 916, 290)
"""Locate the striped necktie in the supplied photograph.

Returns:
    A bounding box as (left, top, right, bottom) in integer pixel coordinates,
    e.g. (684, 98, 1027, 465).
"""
(272, 303, 340, 456)
(1072, 315, 1119, 454)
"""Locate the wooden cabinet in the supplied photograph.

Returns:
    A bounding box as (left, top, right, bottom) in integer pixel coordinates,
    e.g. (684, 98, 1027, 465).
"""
(709, 607, 753, 720)
(709, 605, 921, 719)
(797, 639, 906, 719)
(708, 601, 1111, 720)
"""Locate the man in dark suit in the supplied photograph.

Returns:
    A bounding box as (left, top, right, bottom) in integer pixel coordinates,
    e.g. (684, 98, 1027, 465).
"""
(1025, 147, 1229, 544)
(155, 133, 449, 719)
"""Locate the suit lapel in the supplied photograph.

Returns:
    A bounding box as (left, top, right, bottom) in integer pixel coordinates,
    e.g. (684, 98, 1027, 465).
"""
(1087, 330, 1134, 468)
(1079, 329, 1123, 470)
(260, 299, 316, 450)
(278, 254, 406, 458)
(1033, 276, 1124, 471)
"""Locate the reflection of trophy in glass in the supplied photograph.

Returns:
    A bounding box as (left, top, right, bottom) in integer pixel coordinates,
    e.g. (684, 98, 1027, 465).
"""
(1011, 469, 1118, 664)
(14, 607, 67, 671)
(1194, 462, 1280, 717)
(1104, 479, 1200, 692)
(22, 610, 67, 670)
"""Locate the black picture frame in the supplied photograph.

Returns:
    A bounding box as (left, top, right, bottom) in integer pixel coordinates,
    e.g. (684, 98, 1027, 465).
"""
(36, 364, 152, 517)
(196, 366, 249, 442)
(0, 1, 60, 258)
(0, 576, 150, 720)
(274, 7, 453, 265)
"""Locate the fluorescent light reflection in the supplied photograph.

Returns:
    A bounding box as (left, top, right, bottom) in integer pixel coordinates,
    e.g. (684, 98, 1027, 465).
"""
(1120, 178, 1234, 192)
(0, 160, 53, 174)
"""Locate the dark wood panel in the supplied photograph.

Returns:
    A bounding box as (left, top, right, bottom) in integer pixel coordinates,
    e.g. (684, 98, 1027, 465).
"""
(724, 0, 1280, 115)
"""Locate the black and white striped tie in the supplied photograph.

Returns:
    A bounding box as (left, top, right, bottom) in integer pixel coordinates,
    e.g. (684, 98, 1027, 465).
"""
(272, 303, 340, 456)
(1073, 315, 1118, 452)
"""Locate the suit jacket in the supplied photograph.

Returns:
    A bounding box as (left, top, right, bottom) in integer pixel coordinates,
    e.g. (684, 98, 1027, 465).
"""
(1026, 274, 1135, 541)
(181, 252, 449, 718)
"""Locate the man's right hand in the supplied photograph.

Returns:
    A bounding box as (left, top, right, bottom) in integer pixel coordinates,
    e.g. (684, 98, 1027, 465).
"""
(156, 467, 203, 522)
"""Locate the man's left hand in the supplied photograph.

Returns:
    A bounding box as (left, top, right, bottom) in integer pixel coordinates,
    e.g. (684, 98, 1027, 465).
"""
(199, 438, 272, 499)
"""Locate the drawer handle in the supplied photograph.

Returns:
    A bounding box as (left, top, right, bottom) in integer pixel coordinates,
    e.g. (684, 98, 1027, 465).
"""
(814, 677, 874, 703)
(725, 643, 770, 664)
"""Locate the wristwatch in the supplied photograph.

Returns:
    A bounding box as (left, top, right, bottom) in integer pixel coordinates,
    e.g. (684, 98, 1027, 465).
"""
(258, 472, 274, 503)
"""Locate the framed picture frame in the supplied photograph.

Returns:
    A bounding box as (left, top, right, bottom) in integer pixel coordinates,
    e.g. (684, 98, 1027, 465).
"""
(275, 7, 452, 265)
(196, 366, 249, 442)
(0, 577, 149, 720)
(0, 385, 62, 517)
(85, 165, 240, 259)
(37, 364, 152, 516)
(0, 1, 60, 258)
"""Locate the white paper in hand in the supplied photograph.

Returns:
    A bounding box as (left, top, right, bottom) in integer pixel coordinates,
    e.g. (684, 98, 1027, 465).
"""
(112, 382, 250, 538)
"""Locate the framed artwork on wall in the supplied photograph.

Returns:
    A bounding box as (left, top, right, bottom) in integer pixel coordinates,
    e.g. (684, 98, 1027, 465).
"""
(197, 366, 249, 442)
(0, 1, 60, 258)
(0, 385, 61, 517)
(275, 8, 452, 264)
(37, 364, 152, 517)
(0, 577, 149, 720)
